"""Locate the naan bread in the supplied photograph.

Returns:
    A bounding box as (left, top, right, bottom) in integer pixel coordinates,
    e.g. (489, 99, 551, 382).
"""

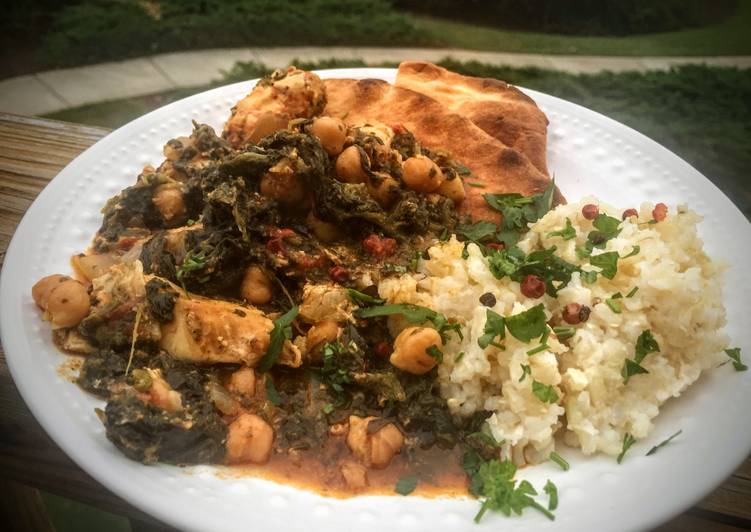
(396, 61, 550, 176)
(323, 78, 557, 222)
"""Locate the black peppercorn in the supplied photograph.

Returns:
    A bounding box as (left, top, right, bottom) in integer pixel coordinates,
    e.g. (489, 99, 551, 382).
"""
(479, 292, 496, 307)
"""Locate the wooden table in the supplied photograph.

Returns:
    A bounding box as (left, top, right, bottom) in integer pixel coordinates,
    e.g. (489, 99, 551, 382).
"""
(0, 112, 749, 531)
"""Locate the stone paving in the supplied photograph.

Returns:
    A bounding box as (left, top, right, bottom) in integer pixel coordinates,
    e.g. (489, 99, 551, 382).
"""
(2, 46, 750, 116)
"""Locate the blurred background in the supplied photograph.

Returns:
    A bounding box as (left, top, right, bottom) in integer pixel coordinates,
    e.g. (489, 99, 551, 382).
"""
(1, 1, 750, 530)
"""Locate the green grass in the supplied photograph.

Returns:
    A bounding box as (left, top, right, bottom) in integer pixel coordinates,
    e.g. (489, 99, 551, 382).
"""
(46, 59, 751, 219)
(414, 0, 751, 56)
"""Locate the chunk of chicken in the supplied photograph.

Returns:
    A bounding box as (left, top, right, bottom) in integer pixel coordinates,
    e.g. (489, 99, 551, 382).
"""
(299, 282, 356, 323)
(160, 296, 272, 366)
(223, 67, 326, 147)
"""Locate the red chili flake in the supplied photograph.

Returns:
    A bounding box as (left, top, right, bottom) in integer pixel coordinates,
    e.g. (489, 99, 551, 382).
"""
(390, 123, 408, 135)
(520, 274, 546, 299)
(295, 254, 325, 271)
(373, 341, 391, 359)
(362, 234, 397, 259)
(581, 204, 599, 220)
(266, 238, 284, 254)
(266, 228, 297, 254)
(652, 203, 668, 222)
(486, 242, 505, 251)
(270, 228, 296, 239)
(329, 266, 349, 283)
(116, 236, 139, 251)
(562, 303, 583, 324)
(622, 208, 638, 220)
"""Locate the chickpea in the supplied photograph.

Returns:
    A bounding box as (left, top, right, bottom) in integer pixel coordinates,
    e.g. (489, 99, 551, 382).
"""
(435, 175, 466, 204)
(45, 279, 90, 328)
(260, 160, 307, 206)
(32, 274, 70, 309)
(346, 415, 404, 469)
(390, 326, 442, 375)
(226, 412, 274, 464)
(71, 253, 117, 282)
(367, 172, 401, 207)
(163, 136, 191, 161)
(142, 370, 183, 412)
(335, 145, 368, 184)
(152, 185, 186, 226)
(306, 211, 344, 242)
(240, 265, 272, 305)
(370, 423, 404, 468)
(306, 320, 341, 360)
(226, 367, 256, 397)
(247, 111, 287, 143)
(310, 116, 346, 156)
(402, 155, 445, 193)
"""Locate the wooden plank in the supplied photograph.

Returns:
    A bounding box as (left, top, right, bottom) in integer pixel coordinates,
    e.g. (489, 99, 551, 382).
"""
(0, 111, 748, 530)
(0, 479, 56, 532)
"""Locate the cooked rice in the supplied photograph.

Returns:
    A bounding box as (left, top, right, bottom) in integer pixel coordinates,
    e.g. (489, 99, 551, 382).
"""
(378, 199, 728, 464)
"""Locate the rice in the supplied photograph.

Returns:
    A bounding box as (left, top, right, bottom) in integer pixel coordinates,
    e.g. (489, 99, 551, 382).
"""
(378, 199, 728, 464)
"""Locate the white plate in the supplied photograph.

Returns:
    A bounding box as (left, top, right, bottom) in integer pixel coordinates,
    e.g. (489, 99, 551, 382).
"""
(2, 68, 750, 532)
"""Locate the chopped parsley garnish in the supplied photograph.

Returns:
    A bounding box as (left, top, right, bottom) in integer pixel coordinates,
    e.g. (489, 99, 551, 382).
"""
(646, 430, 683, 456)
(175, 250, 207, 290)
(455, 351, 465, 363)
(487, 246, 579, 297)
(466, 456, 555, 523)
(626, 286, 639, 298)
(605, 297, 622, 314)
(483, 181, 555, 242)
(549, 452, 570, 471)
(505, 304, 547, 343)
(526, 343, 549, 356)
(617, 433, 637, 464)
(382, 263, 408, 274)
(532, 380, 559, 403)
(622, 330, 660, 383)
(455, 220, 498, 243)
(426, 344, 444, 363)
(576, 246, 592, 260)
(320, 341, 353, 395)
(590, 251, 619, 279)
(356, 303, 462, 343)
(725, 347, 747, 371)
(553, 326, 576, 341)
(258, 306, 299, 372)
(547, 218, 576, 240)
(486, 245, 527, 278)
(322, 403, 334, 414)
(467, 423, 503, 449)
(543, 480, 558, 511)
(395, 475, 419, 496)
(265, 377, 282, 406)
(587, 213, 621, 249)
(347, 288, 385, 306)
(466, 181, 487, 188)
(621, 245, 640, 259)
(519, 363, 532, 382)
(478, 309, 505, 349)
